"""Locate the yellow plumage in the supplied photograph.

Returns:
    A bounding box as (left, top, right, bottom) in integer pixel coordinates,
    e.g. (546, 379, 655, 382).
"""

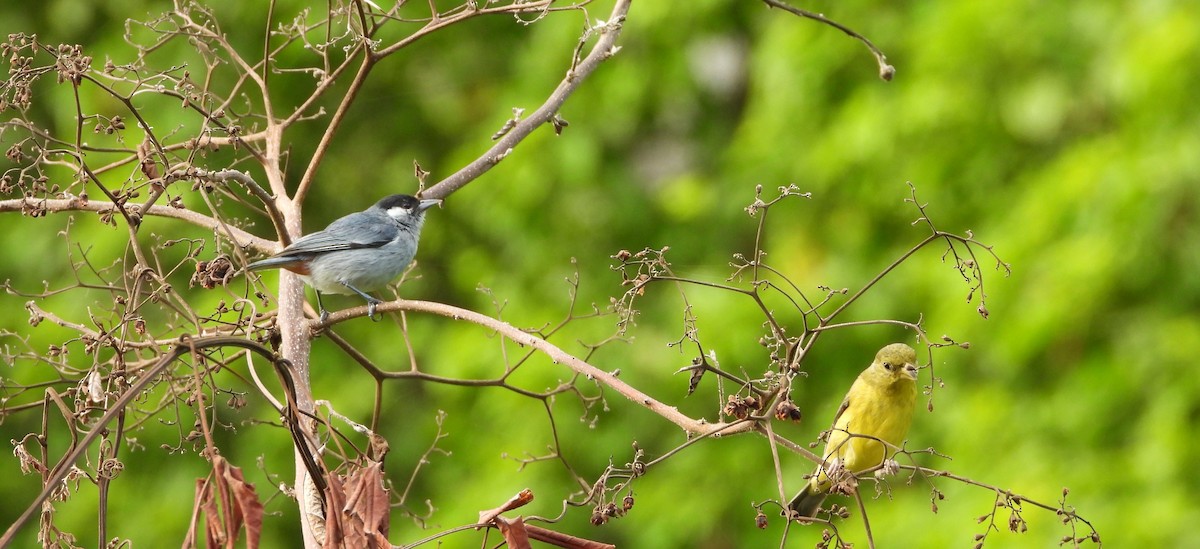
(789, 343, 919, 517)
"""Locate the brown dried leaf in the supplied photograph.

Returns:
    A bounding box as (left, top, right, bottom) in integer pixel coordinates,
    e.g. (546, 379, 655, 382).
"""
(478, 489, 535, 526)
(323, 462, 391, 549)
(322, 475, 348, 549)
(136, 139, 159, 181)
(184, 457, 264, 549)
(342, 461, 390, 538)
(216, 456, 264, 549)
(367, 432, 390, 459)
(496, 516, 532, 549)
(195, 477, 223, 548)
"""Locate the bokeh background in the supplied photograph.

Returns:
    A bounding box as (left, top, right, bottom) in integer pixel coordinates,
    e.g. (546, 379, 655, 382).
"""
(1, 0, 1197, 547)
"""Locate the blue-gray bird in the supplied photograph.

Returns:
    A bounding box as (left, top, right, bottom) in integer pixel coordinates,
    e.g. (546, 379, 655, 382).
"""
(247, 194, 441, 320)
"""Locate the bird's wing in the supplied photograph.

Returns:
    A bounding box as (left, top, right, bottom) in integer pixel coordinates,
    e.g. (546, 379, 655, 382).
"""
(830, 398, 851, 431)
(820, 395, 859, 460)
(276, 213, 396, 256)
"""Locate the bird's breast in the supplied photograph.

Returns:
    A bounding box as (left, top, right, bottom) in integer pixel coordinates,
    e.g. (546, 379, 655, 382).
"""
(305, 239, 418, 294)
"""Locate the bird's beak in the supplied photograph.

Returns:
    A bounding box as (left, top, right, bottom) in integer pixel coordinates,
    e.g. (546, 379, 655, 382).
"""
(902, 363, 919, 381)
(418, 198, 442, 212)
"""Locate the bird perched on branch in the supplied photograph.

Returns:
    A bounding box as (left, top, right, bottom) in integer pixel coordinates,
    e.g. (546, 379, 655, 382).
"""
(247, 194, 441, 320)
(788, 343, 919, 518)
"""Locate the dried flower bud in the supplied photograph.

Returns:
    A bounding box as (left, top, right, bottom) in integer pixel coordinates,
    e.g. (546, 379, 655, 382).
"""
(775, 400, 802, 422)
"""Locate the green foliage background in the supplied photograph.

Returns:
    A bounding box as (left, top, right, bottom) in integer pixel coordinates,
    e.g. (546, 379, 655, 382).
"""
(1, 0, 1197, 547)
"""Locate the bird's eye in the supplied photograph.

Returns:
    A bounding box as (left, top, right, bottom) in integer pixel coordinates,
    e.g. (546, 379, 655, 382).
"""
(882, 362, 892, 371)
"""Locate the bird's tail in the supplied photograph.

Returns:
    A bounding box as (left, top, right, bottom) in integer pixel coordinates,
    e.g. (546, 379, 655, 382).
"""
(245, 256, 302, 273)
(788, 484, 827, 518)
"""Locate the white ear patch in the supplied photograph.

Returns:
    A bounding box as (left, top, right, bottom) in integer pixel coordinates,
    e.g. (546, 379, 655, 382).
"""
(386, 206, 412, 219)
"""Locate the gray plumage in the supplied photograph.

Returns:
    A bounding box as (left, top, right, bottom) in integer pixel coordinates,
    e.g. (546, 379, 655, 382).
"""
(247, 194, 440, 319)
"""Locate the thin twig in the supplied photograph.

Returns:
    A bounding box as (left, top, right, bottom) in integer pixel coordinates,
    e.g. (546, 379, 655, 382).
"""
(0, 198, 276, 252)
(761, 0, 895, 80)
(424, 0, 632, 199)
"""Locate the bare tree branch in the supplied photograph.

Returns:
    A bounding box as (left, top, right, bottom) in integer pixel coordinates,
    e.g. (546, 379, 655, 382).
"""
(321, 297, 726, 436)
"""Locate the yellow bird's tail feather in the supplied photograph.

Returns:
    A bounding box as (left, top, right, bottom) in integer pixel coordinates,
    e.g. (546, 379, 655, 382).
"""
(788, 485, 826, 518)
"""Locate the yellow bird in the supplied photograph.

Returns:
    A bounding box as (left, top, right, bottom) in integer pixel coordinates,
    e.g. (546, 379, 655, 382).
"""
(789, 343, 919, 517)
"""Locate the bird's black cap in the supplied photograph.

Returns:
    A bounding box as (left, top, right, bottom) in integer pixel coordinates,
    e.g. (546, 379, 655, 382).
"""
(374, 194, 421, 210)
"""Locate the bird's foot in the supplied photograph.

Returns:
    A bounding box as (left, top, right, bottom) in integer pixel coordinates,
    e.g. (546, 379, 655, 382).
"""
(366, 297, 382, 321)
(337, 281, 384, 321)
